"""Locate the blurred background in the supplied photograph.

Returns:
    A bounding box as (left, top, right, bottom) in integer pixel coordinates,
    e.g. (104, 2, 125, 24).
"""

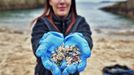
(0, 0, 134, 75)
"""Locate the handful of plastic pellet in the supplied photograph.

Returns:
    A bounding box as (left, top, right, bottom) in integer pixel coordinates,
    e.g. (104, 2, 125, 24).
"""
(51, 45, 81, 66)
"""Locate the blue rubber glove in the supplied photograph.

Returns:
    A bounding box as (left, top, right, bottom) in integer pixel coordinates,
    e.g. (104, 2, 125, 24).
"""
(35, 31, 64, 75)
(64, 33, 91, 73)
(62, 68, 68, 75)
(41, 54, 62, 75)
(51, 61, 62, 75)
(62, 63, 78, 75)
(60, 59, 67, 71)
(35, 31, 64, 57)
(63, 54, 87, 73)
(64, 33, 91, 58)
(77, 56, 87, 72)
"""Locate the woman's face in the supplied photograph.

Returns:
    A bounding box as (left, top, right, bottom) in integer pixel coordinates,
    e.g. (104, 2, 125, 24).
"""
(49, 0, 72, 17)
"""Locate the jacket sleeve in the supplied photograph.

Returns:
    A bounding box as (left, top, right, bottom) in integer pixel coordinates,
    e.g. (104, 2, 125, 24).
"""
(76, 17, 93, 50)
(31, 18, 49, 57)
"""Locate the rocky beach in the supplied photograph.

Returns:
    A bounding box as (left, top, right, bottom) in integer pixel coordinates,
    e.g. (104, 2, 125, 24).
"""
(0, 0, 134, 75)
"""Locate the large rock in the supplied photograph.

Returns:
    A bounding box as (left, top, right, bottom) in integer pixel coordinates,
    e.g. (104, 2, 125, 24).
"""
(101, 0, 134, 18)
(127, 0, 134, 9)
(0, 0, 45, 10)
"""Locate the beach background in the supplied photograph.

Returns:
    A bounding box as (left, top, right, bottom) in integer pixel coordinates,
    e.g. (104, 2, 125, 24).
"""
(0, 0, 134, 75)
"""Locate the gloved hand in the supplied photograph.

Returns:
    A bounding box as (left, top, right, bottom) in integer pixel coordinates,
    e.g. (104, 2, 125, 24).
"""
(35, 31, 64, 75)
(60, 59, 67, 71)
(62, 56, 87, 74)
(36, 31, 64, 57)
(63, 32, 91, 74)
(77, 56, 87, 72)
(62, 63, 78, 75)
(41, 54, 62, 75)
(64, 32, 91, 58)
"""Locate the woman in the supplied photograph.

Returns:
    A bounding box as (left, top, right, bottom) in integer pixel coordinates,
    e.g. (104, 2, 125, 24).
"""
(31, 0, 93, 75)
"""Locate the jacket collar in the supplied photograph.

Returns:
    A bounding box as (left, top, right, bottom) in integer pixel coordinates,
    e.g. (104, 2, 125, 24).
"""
(51, 12, 72, 33)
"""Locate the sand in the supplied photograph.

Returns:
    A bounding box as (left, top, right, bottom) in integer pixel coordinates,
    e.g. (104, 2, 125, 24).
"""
(0, 26, 134, 75)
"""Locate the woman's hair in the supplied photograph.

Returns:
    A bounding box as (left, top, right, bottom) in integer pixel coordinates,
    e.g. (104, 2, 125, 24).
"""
(32, 0, 77, 34)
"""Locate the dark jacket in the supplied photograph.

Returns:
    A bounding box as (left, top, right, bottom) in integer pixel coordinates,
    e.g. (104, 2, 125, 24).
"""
(31, 14, 93, 75)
